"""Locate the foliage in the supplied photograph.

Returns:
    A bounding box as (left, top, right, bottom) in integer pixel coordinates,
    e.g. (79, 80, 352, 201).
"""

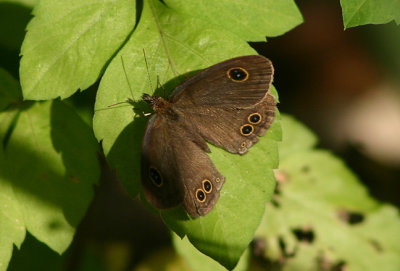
(255, 115, 400, 271)
(0, 0, 399, 270)
(169, 115, 400, 271)
(340, 0, 400, 28)
(0, 70, 99, 271)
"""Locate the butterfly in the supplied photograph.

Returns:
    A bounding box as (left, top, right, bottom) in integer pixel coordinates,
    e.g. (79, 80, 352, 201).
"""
(141, 55, 276, 217)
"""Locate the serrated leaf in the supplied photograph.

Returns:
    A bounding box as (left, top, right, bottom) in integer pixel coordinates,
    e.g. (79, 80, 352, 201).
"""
(93, 0, 294, 269)
(172, 233, 250, 271)
(94, 0, 261, 195)
(340, 0, 400, 28)
(0, 100, 99, 270)
(0, 74, 26, 271)
(255, 114, 400, 271)
(0, 148, 26, 271)
(19, 0, 136, 100)
(6, 233, 66, 271)
(0, 68, 22, 111)
(164, 125, 279, 269)
(165, 0, 303, 41)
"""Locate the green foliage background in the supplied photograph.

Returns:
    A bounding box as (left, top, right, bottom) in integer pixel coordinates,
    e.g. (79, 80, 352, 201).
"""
(0, 0, 399, 270)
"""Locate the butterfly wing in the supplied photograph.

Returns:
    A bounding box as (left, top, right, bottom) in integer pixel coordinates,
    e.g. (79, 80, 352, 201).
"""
(141, 114, 225, 217)
(170, 55, 273, 107)
(171, 55, 276, 154)
(179, 94, 275, 155)
(141, 55, 274, 216)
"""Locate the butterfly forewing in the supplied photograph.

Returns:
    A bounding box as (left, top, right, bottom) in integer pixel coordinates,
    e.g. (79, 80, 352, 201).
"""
(170, 55, 273, 107)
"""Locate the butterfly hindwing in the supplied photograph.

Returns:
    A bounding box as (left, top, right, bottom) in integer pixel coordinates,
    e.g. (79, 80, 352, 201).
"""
(176, 93, 276, 154)
(171, 55, 276, 154)
(141, 114, 225, 217)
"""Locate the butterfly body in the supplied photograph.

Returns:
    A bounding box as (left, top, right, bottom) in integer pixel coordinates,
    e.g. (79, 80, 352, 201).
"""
(141, 55, 276, 218)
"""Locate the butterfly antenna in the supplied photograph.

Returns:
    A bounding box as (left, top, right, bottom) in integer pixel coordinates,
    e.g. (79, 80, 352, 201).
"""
(120, 56, 136, 102)
(143, 48, 154, 92)
(107, 100, 134, 108)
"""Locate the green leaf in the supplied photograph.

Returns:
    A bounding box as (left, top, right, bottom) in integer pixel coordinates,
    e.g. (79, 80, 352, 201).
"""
(0, 100, 99, 271)
(94, 0, 271, 195)
(0, 148, 26, 271)
(0, 68, 22, 111)
(165, 0, 303, 41)
(340, 0, 400, 28)
(164, 119, 279, 269)
(255, 114, 400, 270)
(92, 0, 299, 269)
(19, 0, 136, 100)
(278, 114, 317, 159)
(7, 233, 66, 271)
(0, 73, 25, 271)
(172, 233, 250, 271)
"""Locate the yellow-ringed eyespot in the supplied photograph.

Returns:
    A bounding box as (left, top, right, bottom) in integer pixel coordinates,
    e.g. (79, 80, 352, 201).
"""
(196, 189, 206, 202)
(240, 124, 254, 136)
(202, 179, 213, 193)
(215, 177, 221, 183)
(227, 67, 249, 82)
(149, 166, 163, 187)
(248, 113, 262, 124)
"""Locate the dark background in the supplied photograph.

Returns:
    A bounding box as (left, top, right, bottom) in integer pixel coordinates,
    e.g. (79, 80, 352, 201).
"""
(2, 0, 399, 270)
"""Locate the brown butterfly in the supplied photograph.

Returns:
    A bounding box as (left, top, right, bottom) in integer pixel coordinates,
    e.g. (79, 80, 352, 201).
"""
(141, 55, 276, 218)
